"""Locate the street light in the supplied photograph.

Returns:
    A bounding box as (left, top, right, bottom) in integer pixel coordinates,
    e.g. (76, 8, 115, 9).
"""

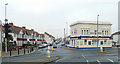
(97, 14, 99, 49)
(64, 28, 65, 44)
(5, 3, 8, 23)
(5, 3, 8, 53)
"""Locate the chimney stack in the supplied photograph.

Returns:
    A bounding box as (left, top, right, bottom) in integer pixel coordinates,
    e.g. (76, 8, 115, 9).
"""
(9, 23, 13, 26)
(31, 29, 34, 31)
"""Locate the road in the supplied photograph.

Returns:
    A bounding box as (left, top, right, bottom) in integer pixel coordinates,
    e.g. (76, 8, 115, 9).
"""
(2, 43, 119, 64)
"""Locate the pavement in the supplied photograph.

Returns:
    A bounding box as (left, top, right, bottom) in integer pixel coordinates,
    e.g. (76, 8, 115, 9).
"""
(2, 47, 38, 58)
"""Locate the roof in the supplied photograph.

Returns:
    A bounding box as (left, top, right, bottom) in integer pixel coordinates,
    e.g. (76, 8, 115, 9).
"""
(44, 32, 55, 38)
(111, 31, 120, 37)
(39, 34, 44, 37)
(70, 21, 112, 27)
(10, 26, 22, 34)
(2, 23, 45, 37)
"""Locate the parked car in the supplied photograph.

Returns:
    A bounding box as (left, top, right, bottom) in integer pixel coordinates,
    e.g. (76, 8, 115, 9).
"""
(53, 44, 57, 48)
(38, 45, 44, 49)
(61, 43, 65, 46)
(42, 43, 48, 47)
(65, 44, 67, 47)
(48, 43, 53, 46)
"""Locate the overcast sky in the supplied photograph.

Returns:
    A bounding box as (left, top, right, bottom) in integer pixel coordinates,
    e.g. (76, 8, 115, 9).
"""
(0, 0, 119, 38)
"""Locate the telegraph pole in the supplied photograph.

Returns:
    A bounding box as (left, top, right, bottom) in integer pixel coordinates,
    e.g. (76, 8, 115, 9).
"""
(97, 15, 99, 49)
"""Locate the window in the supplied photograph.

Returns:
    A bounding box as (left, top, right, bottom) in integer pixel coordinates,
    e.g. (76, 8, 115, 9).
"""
(84, 39, 87, 42)
(104, 40, 107, 42)
(71, 31, 73, 35)
(87, 30, 88, 35)
(92, 40, 97, 45)
(95, 30, 97, 35)
(77, 41, 79, 45)
(104, 40, 107, 45)
(82, 30, 83, 35)
(101, 41, 103, 45)
(84, 30, 86, 35)
(105, 31, 106, 35)
(84, 39, 87, 45)
(84, 42, 87, 45)
(95, 40, 97, 43)
(74, 40, 75, 46)
(92, 40, 95, 45)
(102, 31, 104, 35)
(107, 31, 108, 35)
(88, 41, 91, 45)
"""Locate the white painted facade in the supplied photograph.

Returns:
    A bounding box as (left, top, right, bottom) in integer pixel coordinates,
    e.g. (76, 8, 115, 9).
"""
(69, 21, 112, 49)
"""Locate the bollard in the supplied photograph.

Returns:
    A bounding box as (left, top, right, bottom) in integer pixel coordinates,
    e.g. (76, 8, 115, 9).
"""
(32, 47, 33, 51)
(28, 48, 29, 53)
(10, 50, 11, 56)
(100, 46, 103, 52)
(30, 47, 32, 52)
(24, 49, 25, 54)
(0, 51, 1, 57)
(47, 50, 50, 57)
(18, 49, 19, 55)
(51, 46, 53, 51)
(30, 48, 31, 52)
(47, 46, 50, 57)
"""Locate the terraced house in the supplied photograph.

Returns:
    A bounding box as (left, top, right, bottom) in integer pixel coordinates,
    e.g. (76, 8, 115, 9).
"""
(3, 23, 45, 47)
(44, 32, 55, 44)
(68, 21, 112, 49)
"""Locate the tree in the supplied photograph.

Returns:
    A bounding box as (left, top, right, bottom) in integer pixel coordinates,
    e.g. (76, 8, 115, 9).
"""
(2, 35, 14, 48)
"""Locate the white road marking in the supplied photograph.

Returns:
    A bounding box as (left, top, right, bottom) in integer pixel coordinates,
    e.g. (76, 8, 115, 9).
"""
(86, 60, 89, 63)
(97, 60, 101, 64)
(55, 58, 62, 62)
(82, 55, 86, 59)
(107, 58, 114, 63)
(82, 55, 89, 64)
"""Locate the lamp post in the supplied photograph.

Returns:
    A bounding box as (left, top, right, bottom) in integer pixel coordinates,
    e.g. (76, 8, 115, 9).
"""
(64, 28, 65, 44)
(5, 3, 8, 53)
(97, 15, 99, 49)
(0, 21, 2, 64)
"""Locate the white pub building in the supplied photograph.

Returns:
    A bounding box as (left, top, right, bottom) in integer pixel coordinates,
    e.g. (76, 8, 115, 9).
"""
(68, 21, 112, 49)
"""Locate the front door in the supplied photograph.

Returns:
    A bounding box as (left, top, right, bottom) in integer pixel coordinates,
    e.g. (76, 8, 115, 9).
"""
(87, 40, 92, 45)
